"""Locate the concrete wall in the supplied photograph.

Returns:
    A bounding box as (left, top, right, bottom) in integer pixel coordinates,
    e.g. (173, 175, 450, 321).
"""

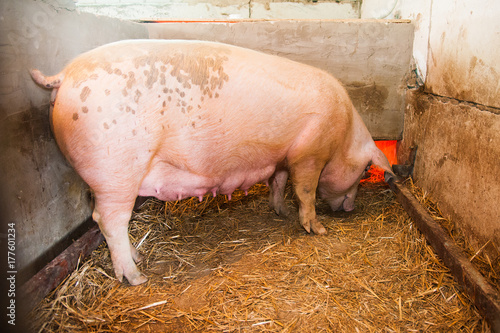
(361, 0, 431, 86)
(402, 91, 500, 250)
(75, 0, 361, 20)
(0, 0, 148, 281)
(148, 20, 414, 140)
(364, 0, 500, 253)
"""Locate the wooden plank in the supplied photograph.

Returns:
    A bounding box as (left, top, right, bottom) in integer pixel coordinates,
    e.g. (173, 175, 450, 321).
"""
(146, 20, 414, 140)
(20, 225, 104, 312)
(388, 178, 500, 332)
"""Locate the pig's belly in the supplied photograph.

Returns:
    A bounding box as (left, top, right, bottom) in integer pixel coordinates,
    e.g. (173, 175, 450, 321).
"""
(138, 161, 277, 201)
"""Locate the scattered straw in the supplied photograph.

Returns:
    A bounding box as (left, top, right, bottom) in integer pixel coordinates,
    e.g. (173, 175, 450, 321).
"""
(30, 176, 497, 332)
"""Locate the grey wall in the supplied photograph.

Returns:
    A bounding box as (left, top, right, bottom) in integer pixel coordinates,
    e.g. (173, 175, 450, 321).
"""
(0, 0, 148, 281)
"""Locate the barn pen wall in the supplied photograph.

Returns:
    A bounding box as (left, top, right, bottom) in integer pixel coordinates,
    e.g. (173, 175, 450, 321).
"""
(0, 0, 148, 282)
(363, 0, 500, 255)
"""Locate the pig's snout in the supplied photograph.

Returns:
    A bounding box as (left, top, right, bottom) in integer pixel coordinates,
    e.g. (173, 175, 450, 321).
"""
(342, 195, 355, 212)
(325, 194, 356, 212)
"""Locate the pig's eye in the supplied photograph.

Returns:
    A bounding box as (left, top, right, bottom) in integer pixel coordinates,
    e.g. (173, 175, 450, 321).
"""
(364, 163, 372, 172)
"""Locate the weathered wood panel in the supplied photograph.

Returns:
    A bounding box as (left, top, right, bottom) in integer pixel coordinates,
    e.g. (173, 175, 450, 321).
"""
(147, 19, 414, 140)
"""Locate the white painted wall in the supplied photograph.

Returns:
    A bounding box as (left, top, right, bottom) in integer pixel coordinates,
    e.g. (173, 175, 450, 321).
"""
(75, 0, 360, 20)
(426, 0, 500, 108)
(250, 1, 359, 19)
(362, 0, 500, 108)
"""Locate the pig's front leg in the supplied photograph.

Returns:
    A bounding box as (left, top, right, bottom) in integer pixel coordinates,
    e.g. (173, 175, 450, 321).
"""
(290, 160, 327, 235)
(269, 169, 290, 216)
(92, 196, 148, 285)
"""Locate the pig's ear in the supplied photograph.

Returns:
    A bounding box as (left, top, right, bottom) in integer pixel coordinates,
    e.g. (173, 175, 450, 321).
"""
(371, 147, 396, 182)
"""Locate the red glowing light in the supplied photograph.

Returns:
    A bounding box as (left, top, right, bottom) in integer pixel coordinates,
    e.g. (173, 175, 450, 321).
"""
(375, 140, 398, 165)
(362, 140, 398, 183)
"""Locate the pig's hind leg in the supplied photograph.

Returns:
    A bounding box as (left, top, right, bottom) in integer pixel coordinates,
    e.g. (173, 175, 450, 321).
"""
(289, 159, 327, 235)
(92, 194, 148, 285)
(268, 169, 290, 216)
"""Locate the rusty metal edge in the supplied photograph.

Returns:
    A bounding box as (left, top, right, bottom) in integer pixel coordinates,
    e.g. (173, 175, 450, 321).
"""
(20, 225, 104, 313)
(388, 178, 500, 332)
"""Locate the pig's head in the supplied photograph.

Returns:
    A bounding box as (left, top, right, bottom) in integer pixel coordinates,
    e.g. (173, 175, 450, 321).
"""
(318, 141, 395, 212)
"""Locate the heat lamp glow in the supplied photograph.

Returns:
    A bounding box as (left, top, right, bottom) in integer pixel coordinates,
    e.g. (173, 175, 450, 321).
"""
(362, 140, 398, 183)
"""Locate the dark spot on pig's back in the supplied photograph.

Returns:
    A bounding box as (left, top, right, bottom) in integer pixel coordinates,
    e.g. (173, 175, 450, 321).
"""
(72, 113, 79, 121)
(144, 62, 159, 89)
(134, 57, 147, 69)
(80, 86, 91, 102)
(82, 106, 89, 113)
(134, 89, 142, 103)
(167, 51, 229, 95)
(104, 63, 113, 74)
(127, 72, 136, 89)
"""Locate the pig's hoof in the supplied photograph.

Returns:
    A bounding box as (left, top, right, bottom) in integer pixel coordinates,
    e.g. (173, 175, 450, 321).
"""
(127, 272, 148, 286)
(115, 264, 148, 285)
(269, 198, 290, 217)
(300, 219, 311, 233)
(120, 270, 148, 286)
(311, 220, 327, 235)
(274, 203, 290, 217)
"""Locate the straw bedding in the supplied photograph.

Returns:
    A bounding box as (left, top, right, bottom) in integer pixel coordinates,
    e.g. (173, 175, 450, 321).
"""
(30, 173, 499, 332)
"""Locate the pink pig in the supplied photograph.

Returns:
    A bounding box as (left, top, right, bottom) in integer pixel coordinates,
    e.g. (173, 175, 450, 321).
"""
(31, 40, 394, 285)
